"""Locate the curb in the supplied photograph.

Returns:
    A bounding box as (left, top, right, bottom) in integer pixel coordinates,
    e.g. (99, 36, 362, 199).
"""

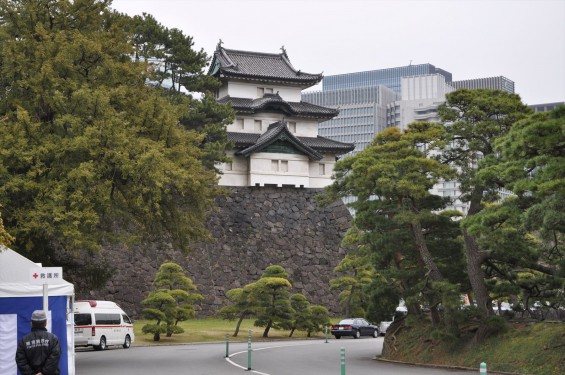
(375, 357, 524, 375)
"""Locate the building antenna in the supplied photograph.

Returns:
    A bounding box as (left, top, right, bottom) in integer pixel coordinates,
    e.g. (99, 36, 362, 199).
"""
(409, 60, 412, 66)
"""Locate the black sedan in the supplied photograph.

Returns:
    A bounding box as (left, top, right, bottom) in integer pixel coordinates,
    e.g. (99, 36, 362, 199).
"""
(330, 318, 379, 339)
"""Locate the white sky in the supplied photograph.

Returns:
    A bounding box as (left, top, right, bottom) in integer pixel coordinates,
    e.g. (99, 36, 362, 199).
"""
(110, 0, 565, 105)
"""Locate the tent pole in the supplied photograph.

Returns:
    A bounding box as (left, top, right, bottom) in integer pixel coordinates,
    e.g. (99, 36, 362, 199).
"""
(43, 283, 49, 312)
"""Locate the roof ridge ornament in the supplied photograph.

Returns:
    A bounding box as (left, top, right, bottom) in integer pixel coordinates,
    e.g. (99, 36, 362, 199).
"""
(217, 39, 223, 50)
(280, 45, 287, 57)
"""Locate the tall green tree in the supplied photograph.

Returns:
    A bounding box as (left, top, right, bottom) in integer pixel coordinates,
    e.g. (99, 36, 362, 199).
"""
(123, 13, 234, 170)
(0, 0, 231, 264)
(464, 105, 565, 314)
(0, 209, 14, 247)
(141, 262, 203, 341)
(319, 122, 457, 325)
(438, 89, 532, 318)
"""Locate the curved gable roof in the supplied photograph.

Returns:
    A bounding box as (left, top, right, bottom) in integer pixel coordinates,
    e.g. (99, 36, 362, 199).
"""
(235, 121, 323, 160)
(217, 94, 339, 119)
(209, 44, 323, 87)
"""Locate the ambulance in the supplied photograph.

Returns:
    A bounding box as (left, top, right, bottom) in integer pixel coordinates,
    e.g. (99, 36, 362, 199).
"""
(73, 300, 135, 350)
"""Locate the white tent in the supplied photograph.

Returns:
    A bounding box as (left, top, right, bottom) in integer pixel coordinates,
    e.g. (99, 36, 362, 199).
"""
(0, 245, 75, 375)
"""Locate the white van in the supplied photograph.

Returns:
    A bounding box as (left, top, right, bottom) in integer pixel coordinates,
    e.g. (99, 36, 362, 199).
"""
(74, 300, 135, 350)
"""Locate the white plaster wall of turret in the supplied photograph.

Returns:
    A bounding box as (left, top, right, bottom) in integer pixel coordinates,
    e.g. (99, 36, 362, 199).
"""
(217, 152, 337, 188)
(227, 114, 320, 138)
(219, 80, 303, 102)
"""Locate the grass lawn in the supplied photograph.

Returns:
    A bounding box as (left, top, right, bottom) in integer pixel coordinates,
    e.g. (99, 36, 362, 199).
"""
(132, 318, 331, 346)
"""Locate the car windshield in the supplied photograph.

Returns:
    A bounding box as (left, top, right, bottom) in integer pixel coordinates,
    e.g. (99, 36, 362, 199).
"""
(339, 319, 355, 325)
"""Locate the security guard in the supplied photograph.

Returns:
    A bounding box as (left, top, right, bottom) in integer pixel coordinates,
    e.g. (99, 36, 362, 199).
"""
(15, 310, 61, 375)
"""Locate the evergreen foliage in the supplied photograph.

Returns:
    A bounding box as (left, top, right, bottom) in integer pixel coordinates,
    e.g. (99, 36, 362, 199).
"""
(220, 265, 330, 338)
(319, 89, 563, 343)
(0, 1, 233, 265)
(141, 262, 203, 341)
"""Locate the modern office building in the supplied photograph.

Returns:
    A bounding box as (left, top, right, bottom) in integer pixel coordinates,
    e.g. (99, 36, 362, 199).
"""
(322, 63, 452, 93)
(302, 64, 517, 216)
(452, 76, 515, 93)
(303, 86, 398, 154)
(529, 102, 565, 112)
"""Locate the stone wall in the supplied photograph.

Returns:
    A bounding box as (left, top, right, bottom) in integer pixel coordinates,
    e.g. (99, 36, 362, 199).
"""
(66, 186, 351, 318)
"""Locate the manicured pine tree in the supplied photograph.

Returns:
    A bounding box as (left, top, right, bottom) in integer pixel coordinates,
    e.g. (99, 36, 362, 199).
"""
(141, 262, 203, 341)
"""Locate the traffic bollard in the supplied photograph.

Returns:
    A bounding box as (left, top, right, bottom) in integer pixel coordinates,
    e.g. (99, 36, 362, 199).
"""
(480, 362, 487, 375)
(340, 347, 346, 375)
(225, 334, 230, 358)
(247, 330, 252, 371)
(325, 325, 328, 343)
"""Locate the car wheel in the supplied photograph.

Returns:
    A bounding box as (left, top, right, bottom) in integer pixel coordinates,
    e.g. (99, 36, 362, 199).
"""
(353, 330, 360, 339)
(94, 336, 106, 351)
(334, 335, 341, 339)
(373, 329, 379, 338)
(123, 334, 131, 349)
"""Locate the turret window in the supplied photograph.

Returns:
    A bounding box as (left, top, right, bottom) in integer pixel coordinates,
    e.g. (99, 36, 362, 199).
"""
(271, 160, 289, 172)
(254, 120, 262, 132)
(257, 87, 274, 97)
(288, 121, 296, 133)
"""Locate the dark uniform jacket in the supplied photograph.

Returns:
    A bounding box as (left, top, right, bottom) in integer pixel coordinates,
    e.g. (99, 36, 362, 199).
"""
(15, 327, 61, 375)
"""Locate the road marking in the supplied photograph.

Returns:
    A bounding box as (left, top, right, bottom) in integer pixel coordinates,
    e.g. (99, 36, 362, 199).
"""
(226, 342, 322, 375)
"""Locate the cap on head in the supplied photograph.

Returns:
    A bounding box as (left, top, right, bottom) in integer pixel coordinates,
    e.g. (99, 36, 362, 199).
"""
(31, 310, 47, 322)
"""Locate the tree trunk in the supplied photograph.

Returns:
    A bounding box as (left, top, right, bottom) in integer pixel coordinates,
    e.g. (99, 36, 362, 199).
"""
(289, 327, 295, 337)
(464, 230, 492, 316)
(153, 331, 160, 341)
(263, 320, 272, 338)
(233, 315, 244, 337)
(344, 288, 353, 318)
(411, 221, 443, 281)
(464, 188, 493, 318)
(411, 220, 443, 325)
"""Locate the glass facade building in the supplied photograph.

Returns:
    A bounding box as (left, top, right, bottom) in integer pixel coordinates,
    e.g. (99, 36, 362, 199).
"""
(322, 64, 453, 93)
(452, 76, 515, 93)
(303, 86, 398, 155)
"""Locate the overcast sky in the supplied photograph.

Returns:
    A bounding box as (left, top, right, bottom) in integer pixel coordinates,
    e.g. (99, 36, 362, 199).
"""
(110, 0, 565, 105)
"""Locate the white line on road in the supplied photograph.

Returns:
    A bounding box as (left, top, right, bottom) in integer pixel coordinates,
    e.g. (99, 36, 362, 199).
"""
(226, 341, 323, 375)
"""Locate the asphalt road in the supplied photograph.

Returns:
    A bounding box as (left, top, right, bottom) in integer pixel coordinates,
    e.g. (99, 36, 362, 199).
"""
(75, 337, 477, 375)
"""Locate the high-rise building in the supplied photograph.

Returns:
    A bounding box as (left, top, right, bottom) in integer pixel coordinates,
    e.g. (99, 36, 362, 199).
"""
(529, 102, 565, 112)
(452, 76, 514, 93)
(302, 64, 517, 216)
(322, 64, 452, 93)
(303, 86, 397, 154)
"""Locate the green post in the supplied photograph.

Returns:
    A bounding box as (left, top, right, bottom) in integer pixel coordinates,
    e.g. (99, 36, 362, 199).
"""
(340, 347, 346, 375)
(225, 334, 230, 358)
(480, 362, 487, 375)
(247, 330, 252, 371)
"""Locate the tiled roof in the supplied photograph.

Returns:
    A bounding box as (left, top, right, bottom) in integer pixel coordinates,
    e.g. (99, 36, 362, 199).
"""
(228, 124, 355, 157)
(235, 121, 323, 160)
(209, 45, 323, 86)
(218, 94, 338, 119)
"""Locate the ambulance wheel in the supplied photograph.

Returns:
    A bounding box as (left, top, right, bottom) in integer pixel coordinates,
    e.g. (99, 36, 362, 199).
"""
(123, 335, 131, 349)
(94, 336, 107, 351)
